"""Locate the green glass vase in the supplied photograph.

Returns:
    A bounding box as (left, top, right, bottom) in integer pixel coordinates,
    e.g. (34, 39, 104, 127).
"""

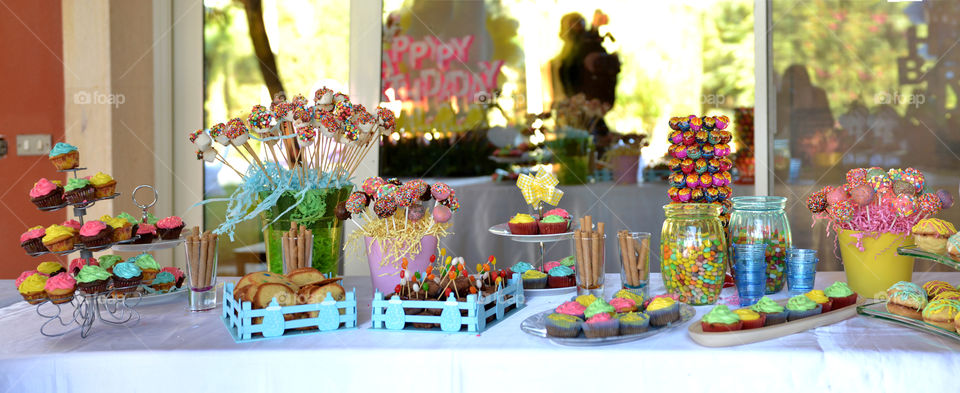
(260, 186, 352, 276)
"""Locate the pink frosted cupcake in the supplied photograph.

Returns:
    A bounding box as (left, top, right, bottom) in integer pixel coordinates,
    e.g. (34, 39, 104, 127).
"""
(538, 208, 571, 234)
(609, 297, 638, 313)
(62, 219, 82, 241)
(15, 270, 38, 289)
(69, 257, 99, 275)
(44, 273, 77, 304)
(161, 267, 185, 288)
(134, 223, 156, 243)
(20, 226, 47, 254)
(156, 216, 184, 240)
(29, 178, 63, 208)
(555, 300, 587, 319)
(79, 220, 113, 248)
(582, 313, 620, 338)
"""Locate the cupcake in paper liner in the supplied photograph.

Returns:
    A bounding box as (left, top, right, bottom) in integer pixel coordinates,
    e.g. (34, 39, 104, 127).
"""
(613, 289, 645, 310)
(609, 297, 637, 313)
(546, 265, 575, 288)
(584, 298, 615, 319)
(749, 296, 787, 326)
(89, 172, 117, 198)
(156, 216, 185, 240)
(575, 294, 598, 307)
(646, 296, 680, 326)
(132, 253, 161, 283)
(582, 313, 619, 338)
(150, 271, 176, 292)
(700, 305, 743, 332)
(36, 261, 65, 277)
(20, 226, 47, 254)
(510, 261, 534, 275)
(29, 178, 63, 208)
(18, 273, 48, 304)
(824, 281, 858, 309)
(555, 301, 586, 319)
(618, 312, 650, 335)
(507, 213, 538, 235)
(76, 265, 111, 294)
(42, 224, 76, 252)
(111, 262, 143, 293)
(545, 313, 582, 338)
(734, 308, 766, 329)
(521, 269, 547, 289)
(44, 273, 76, 304)
(786, 295, 822, 321)
(538, 211, 570, 235)
(79, 221, 113, 248)
(804, 289, 834, 313)
(48, 142, 79, 170)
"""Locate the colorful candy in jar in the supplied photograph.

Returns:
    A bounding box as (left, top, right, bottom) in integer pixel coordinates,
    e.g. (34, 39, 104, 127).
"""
(661, 233, 726, 305)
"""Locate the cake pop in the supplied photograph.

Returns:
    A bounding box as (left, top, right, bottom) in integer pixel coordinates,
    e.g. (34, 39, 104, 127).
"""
(830, 200, 855, 224)
(806, 190, 828, 213)
(849, 184, 874, 206)
(893, 194, 916, 217)
(892, 180, 915, 196)
(432, 205, 452, 223)
(334, 201, 351, 220)
(362, 177, 386, 196)
(918, 193, 942, 215)
(937, 189, 954, 209)
(431, 182, 452, 200)
(376, 183, 399, 199)
(345, 192, 370, 214)
(374, 195, 398, 218)
(846, 168, 868, 187)
(407, 204, 425, 221)
(826, 187, 848, 205)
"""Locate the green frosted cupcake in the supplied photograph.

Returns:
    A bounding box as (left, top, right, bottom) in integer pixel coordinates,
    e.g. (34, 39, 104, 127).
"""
(749, 296, 788, 326)
(545, 313, 582, 338)
(786, 295, 822, 321)
(583, 298, 615, 319)
(618, 312, 650, 335)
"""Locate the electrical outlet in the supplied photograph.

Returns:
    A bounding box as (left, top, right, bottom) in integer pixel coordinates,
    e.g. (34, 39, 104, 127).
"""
(0, 135, 7, 159)
(16, 134, 52, 156)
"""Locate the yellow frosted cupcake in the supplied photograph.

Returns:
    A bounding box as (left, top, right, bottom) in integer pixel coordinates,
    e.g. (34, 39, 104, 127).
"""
(89, 172, 117, 198)
(42, 224, 76, 252)
(100, 215, 133, 242)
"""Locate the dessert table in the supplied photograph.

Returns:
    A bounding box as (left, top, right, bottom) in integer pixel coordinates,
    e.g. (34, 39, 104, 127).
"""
(1, 271, 958, 392)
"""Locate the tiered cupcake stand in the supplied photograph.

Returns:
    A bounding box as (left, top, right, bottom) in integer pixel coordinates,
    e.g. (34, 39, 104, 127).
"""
(855, 246, 960, 342)
(487, 223, 576, 296)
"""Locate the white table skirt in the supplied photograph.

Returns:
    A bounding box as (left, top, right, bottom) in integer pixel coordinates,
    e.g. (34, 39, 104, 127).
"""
(1, 272, 959, 392)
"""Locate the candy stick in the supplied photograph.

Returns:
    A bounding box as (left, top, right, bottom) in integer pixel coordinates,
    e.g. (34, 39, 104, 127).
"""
(206, 232, 217, 286)
(187, 238, 199, 288)
(197, 232, 207, 287)
(305, 229, 313, 269)
(637, 237, 649, 284)
(298, 225, 306, 269)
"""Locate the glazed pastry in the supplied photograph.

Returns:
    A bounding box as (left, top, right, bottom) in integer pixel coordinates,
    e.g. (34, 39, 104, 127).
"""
(922, 280, 955, 300)
(948, 233, 960, 261)
(911, 218, 956, 255)
(786, 295, 822, 321)
(156, 216, 185, 240)
(48, 142, 79, 170)
(20, 226, 47, 254)
(734, 308, 765, 330)
(18, 273, 48, 304)
(63, 178, 94, 204)
(507, 213, 538, 235)
(29, 178, 63, 208)
(42, 224, 76, 252)
(933, 291, 960, 301)
(36, 261, 65, 277)
(749, 296, 788, 325)
(701, 305, 743, 332)
(922, 299, 960, 330)
(521, 269, 547, 289)
(79, 220, 113, 248)
(88, 172, 117, 198)
(43, 273, 76, 304)
(886, 281, 927, 320)
(804, 289, 834, 313)
(646, 296, 680, 326)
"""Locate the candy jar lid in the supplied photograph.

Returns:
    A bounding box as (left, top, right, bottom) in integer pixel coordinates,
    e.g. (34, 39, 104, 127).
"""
(663, 203, 721, 219)
(730, 196, 787, 211)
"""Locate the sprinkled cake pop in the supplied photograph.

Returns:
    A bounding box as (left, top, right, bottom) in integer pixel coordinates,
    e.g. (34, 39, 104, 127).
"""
(376, 183, 399, 199)
(849, 184, 875, 206)
(893, 194, 916, 217)
(867, 174, 892, 193)
(918, 192, 942, 215)
(316, 111, 340, 137)
(345, 192, 370, 214)
(439, 193, 459, 212)
(846, 168, 868, 187)
(901, 168, 925, 193)
(431, 182, 452, 200)
(296, 125, 317, 146)
(362, 177, 386, 196)
(374, 195, 398, 218)
(830, 200, 855, 223)
(892, 180, 915, 196)
(402, 179, 430, 202)
(806, 190, 828, 213)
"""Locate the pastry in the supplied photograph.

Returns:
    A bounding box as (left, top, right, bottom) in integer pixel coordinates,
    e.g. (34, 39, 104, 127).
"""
(89, 172, 117, 198)
(949, 233, 960, 261)
(538, 210, 570, 234)
(507, 213, 538, 235)
(76, 265, 111, 294)
(700, 305, 743, 332)
(521, 269, 547, 289)
(69, 258, 98, 275)
(804, 289, 834, 313)
(734, 309, 765, 329)
(554, 301, 586, 319)
(29, 178, 63, 208)
(41, 224, 76, 252)
(911, 218, 956, 254)
(933, 291, 960, 301)
(922, 280, 955, 300)
(150, 271, 176, 292)
(583, 298, 615, 319)
(646, 296, 680, 326)
(922, 299, 960, 330)
(253, 282, 297, 309)
(609, 297, 637, 313)
(582, 313, 619, 338)
(20, 226, 47, 254)
(98, 255, 123, 273)
(160, 267, 185, 288)
(618, 312, 650, 335)
(44, 273, 76, 304)
(786, 295, 822, 321)
(296, 281, 346, 318)
(131, 253, 161, 282)
(48, 142, 79, 170)
(824, 281, 858, 309)
(545, 313, 582, 338)
(546, 265, 574, 288)
(885, 281, 927, 320)
(111, 262, 143, 292)
(63, 178, 94, 204)
(749, 296, 788, 325)
(156, 216, 185, 240)
(285, 267, 327, 287)
(134, 223, 156, 243)
(79, 220, 113, 248)
(18, 273, 48, 304)
(36, 261, 65, 277)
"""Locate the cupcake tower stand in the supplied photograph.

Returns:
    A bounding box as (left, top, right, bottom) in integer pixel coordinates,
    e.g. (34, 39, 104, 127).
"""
(488, 221, 576, 295)
(29, 167, 141, 338)
(854, 246, 960, 342)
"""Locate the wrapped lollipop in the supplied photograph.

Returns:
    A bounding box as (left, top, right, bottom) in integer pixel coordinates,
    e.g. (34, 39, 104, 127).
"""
(677, 187, 692, 202)
(689, 117, 703, 132)
(707, 130, 722, 145)
(700, 145, 715, 159)
(704, 187, 719, 203)
(669, 172, 685, 188)
(668, 158, 682, 172)
(682, 131, 695, 146)
(669, 130, 683, 144)
(680, 159, 694, 174)
(668, 117, 682, 131)
(701, 116, 716, 131)
(694, 159, 708, 174)
(668, 187, 681, 202)
(685, 173, 700, 189)
(671, 145, 687, 160)
(715, 115, 730, 130)
(691, 188, 705, 202)
(695, 130, 708, 144)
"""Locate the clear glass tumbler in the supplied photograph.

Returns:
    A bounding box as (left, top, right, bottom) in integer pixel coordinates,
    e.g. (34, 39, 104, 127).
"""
(617, 232, 651, 299)
(574, 233, 605, 297)
(184, 236, 219, 311)
(733, 243, 767, 306)
(786, 248, 818, 296)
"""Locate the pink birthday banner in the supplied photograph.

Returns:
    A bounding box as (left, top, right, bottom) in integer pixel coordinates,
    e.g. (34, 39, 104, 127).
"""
(382, 34, 504, 103)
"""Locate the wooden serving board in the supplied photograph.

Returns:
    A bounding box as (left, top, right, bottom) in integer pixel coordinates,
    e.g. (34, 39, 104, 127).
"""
(688, 297, 865, 347)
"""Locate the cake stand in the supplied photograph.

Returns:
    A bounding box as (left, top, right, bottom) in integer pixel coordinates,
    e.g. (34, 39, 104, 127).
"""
(487, 223, 576, 296)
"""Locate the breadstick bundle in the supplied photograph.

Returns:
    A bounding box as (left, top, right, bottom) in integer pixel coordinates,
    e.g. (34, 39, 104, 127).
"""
(574, 216, 606, 291)
(281, 222, 314, 273)
(186, 226, 219, 290)
(617, 230, 650, 289)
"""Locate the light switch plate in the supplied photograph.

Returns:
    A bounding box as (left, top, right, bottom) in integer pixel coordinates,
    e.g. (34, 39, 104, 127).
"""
(16, 134, 52, 156)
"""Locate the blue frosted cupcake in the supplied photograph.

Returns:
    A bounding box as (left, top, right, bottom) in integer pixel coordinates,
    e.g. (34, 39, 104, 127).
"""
(749, 296, 788, 326)
(618, 312, 650, 335)
(545, 313, 582, 338)
(582, 313, 620, 338)
(786, 295, 822, 321)
(646, 296, 680, 327)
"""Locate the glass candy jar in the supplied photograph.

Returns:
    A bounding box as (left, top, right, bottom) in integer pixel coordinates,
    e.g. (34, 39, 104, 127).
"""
(661, 203, 728, 305)
(728, 196, 792, 294)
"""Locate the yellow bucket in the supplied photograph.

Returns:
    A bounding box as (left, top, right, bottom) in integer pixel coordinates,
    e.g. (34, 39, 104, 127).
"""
(838, 229, 915, 299)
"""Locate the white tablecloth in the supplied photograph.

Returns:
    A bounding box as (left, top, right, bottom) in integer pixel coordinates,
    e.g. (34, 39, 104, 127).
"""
(1, 272, 959, 392)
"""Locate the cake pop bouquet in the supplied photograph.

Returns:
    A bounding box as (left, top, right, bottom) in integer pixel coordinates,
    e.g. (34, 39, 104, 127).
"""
(807, 167, 953, 250)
